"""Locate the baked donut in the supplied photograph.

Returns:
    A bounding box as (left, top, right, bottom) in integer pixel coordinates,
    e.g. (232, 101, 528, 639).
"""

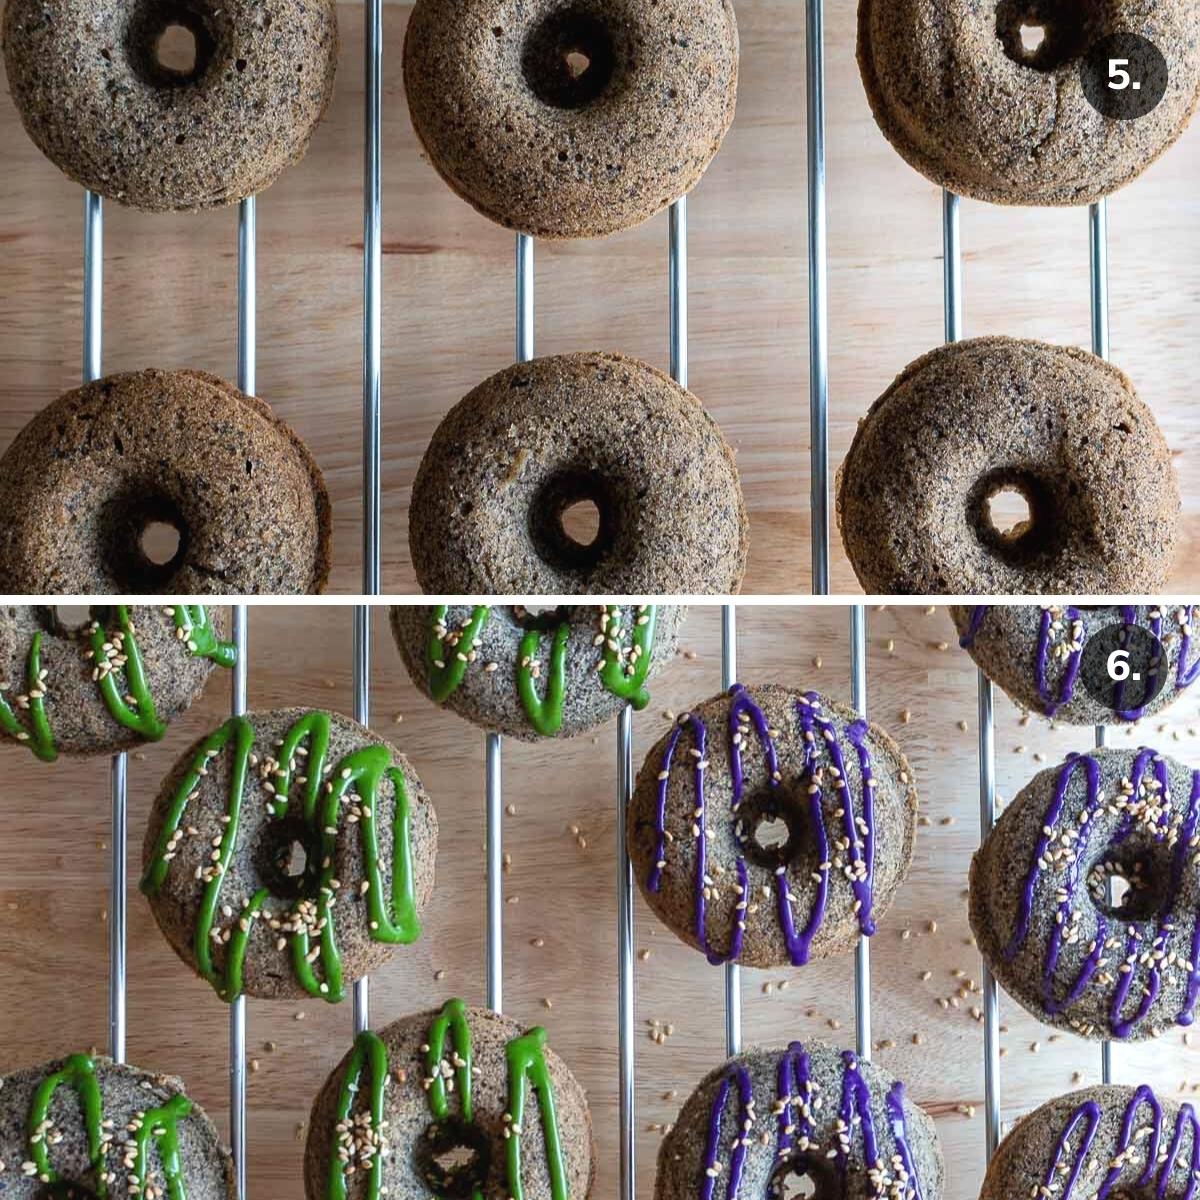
(141, 707, 437, 1003)
(3, 0, 338, 211)
(971, 746, 1200, 1041)
(409, 352, 747, 595)
(304, 1000, 595, 1200)
(954, 604, 1199, 723)
(837, 338, 1179, 595)
(858, 0, 1200, 206)
(0, 1052, 233, 1199)
(627, 684, 919, 969)
(0, 604, 233, 761)
(982, 1085, 1199, 1200)
(391, 604, 684, 740)
(403, 0, 738, 239)
(0, 369, 333, 595)
(656, 1041, 943, 1200)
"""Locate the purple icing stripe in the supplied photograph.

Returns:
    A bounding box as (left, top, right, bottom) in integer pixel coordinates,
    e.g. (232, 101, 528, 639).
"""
(701, 1064, 753, 1200)
(1114, 607, 1164, 722)
(1044, 1101, 1103, 1200)
(886, 1082, 925, 1200)
(1036, 606, 1084, 717)
(776, 1042, 813, 1161)
(960, 606, 988, 649)
(1176, 772, 1200, 1026)
(838, 1052, 880, 1173)
(1178, 606, 1199, 689)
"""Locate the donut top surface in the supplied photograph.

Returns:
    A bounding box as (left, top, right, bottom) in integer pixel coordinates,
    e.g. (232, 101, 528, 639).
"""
(426, 603, 660, 732)
(141, 708, 434, 1004)
(985, 1085, 1197, 1200)
(310, 1000, 592, 1200)
(0, 1052, 233, 1199)
(631, 684, 919, 969)
(0, 604, 233, 762)
(3, 0, 339, 210)
(971, 746, 1200, 1040)
(656, 1040, 941, 1200)
(403, 0, 739, 237)
(957, 603, 1199, 721)
(858, 0, 1200, 206)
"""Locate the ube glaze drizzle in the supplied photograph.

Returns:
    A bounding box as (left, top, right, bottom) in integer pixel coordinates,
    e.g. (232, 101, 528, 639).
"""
(649, 685, 880, 968)
(1002, 749, 1200, 1036)
(700, 1045, 926, 1200)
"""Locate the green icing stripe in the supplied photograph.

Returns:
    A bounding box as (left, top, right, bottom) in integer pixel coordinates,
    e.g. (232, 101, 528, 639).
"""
(598, 605, 656, 710)
(90, 606, 167, 741)
(171, 605, 239, 669)
(28, 1053, 107, 1195)
(425, 998, 474, 1123)
(428, 605, 491, 702)
(327, 1031, 389, 1200)
(27, 1054, 193, 1200)
(517, 623, 571, 737)
(506, 1026, 570, 1200)
(140, 711, 421, 1005)
(425, 605, 660, 733)
(0, 631, 56, 761)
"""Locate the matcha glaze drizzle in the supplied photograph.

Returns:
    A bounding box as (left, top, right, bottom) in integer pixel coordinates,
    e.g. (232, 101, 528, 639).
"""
(24, 1052, 194, 1199)
(0, 604, 236, 761)
(1005, 749, 1200, 1037)
(141, 710, 421, 1004)
(650, 685, 879, 967)
(961, 605, 1199, 719)
(328, 1000, 569, 1200)
(701, 1046, 925, 1200)
(427, 605, 657, 736)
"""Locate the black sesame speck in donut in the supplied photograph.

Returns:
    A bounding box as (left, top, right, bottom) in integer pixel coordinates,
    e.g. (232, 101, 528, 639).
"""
(409, 352, 747, 596)
(2, 0, 338, 211)
(403, 0, 739, 238)
(836, 337, 1179, 596)
(970, 746, 1200, 1041)
(858, 0, 1200, 206)
(391, 604, 685, 740)
(0, 369, 332, 595)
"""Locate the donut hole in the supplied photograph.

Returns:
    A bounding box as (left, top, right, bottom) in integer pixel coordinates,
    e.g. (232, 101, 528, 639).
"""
(37, 1187, 101, 1200)
(102, 489, 190, 591)
(33, 605, 110, 638)
(522, 8, 617, 109)
(124, 2, 221, 89)
(736, 790, 809, 872)
(509, 603, 572, 631)
(996, 1, 1102, 72)
(769, 1156, 840, 1200)
(529, 469, 618, 574)
(254, 816, 323, 903)
(1087, 850, 1167, 922)
(968, 470, 1062, 567)
(415, 1117, 491, 1199)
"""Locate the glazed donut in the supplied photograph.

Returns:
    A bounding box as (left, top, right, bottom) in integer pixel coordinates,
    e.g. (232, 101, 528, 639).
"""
(656, 1041, 943, 1200)
(627, 684, 919, 969)
(391, 604, 684, 740)
(403, 0, 738, 238)
(970, 746, 1200, 1041)
(141, 707, 438, 1002)
(0, 604, 232, 761)
(836, 338, 1179, 595)
(982, 1085, 1199, 1200)
(304, 1000, 595, 1200)
(0, 369, 332, 595)
(409, 352, 747, 595)
(858, 0, 1200, 206)
(953, 604, 1199, 723)
(3, 0, 338, 211)
(0, 1053, 233, 1199)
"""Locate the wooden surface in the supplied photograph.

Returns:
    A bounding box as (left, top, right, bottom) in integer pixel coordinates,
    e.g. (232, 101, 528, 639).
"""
(1, 4, 1196, 595)
(3, 602, 1200, 1200)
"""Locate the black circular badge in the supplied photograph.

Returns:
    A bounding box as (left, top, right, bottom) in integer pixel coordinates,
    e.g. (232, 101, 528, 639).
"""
(1082, 33, 1168, 121)
(1079, 620, 1169, 716)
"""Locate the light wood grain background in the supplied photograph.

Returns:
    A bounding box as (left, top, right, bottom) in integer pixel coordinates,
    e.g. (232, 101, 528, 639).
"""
(1, 3, 1196, 595)
(2, 602, 1200, 1199)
